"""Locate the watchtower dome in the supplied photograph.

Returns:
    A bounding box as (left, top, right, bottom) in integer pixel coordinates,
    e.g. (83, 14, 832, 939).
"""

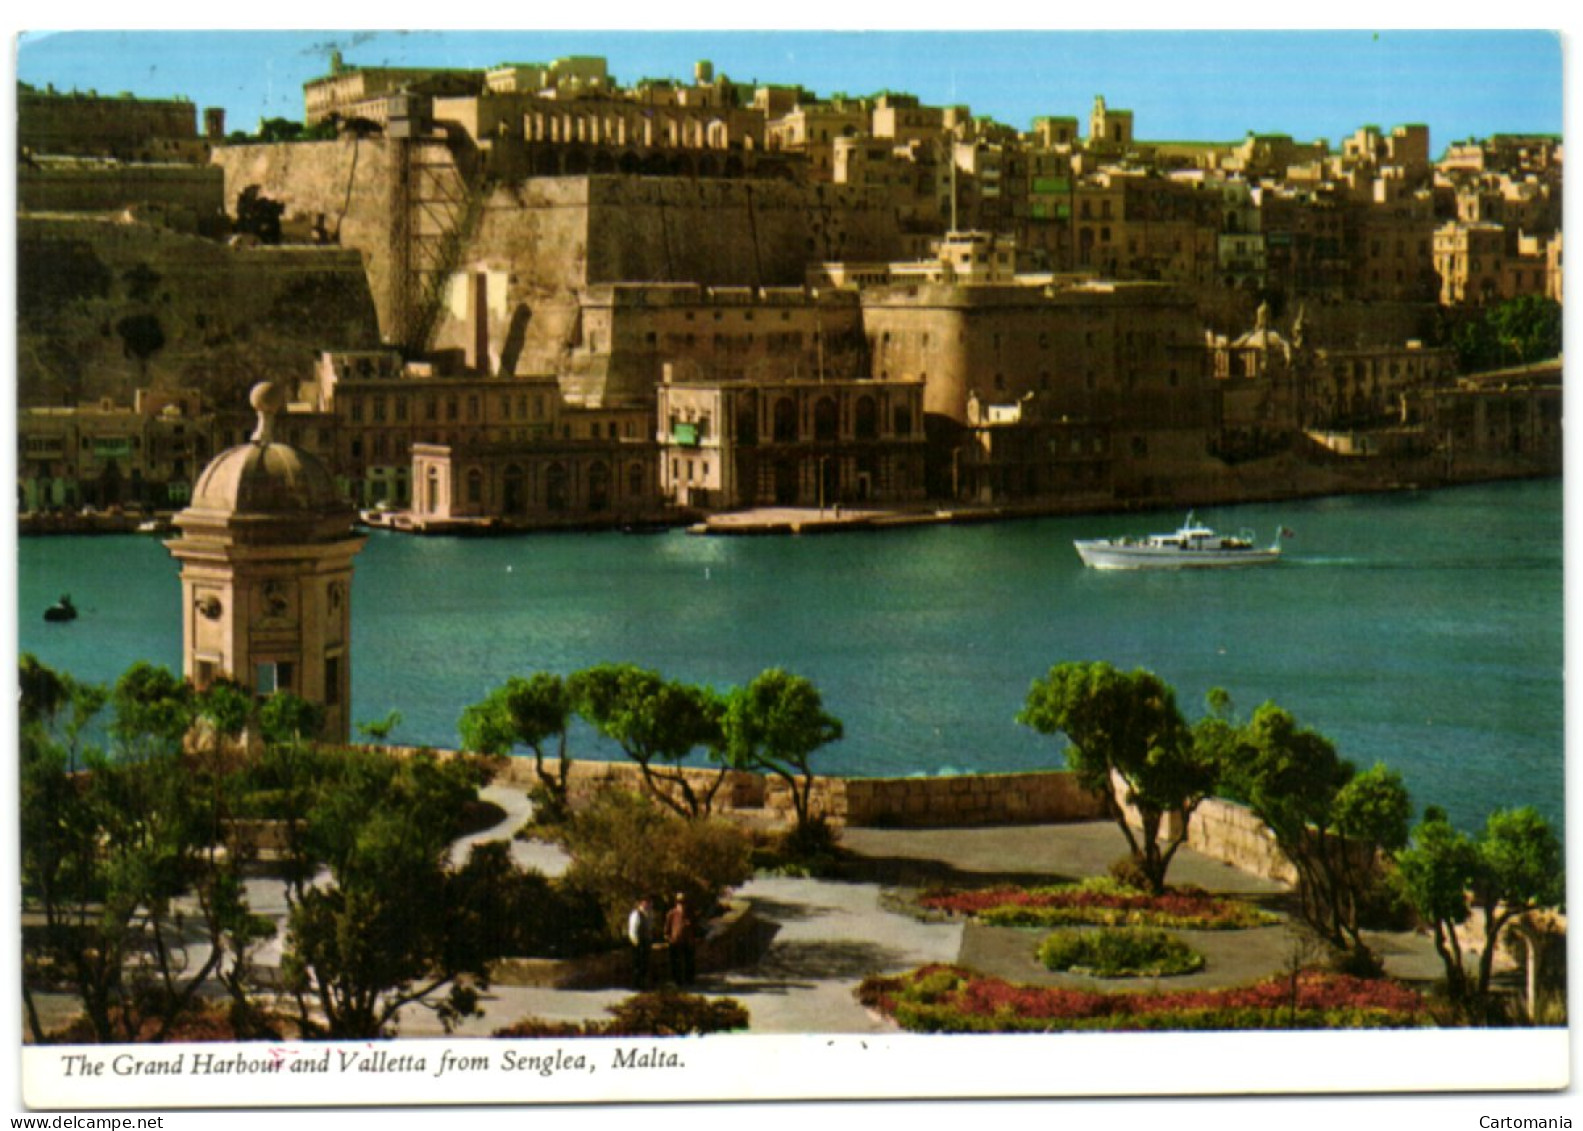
(167, 381, 367, 741)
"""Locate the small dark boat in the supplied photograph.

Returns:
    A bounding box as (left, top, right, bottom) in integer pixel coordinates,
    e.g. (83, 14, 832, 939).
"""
(44, 594, 78, 622)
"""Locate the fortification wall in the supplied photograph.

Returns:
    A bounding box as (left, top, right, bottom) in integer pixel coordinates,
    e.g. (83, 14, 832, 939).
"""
(492, 756, 1106, 830)
(407, 751, 1297, 884)
(212, 138, 398, 337)
(449, 175, 906, 378)
(19, 163, 225, 219)
(1181, 796, 1298, 885)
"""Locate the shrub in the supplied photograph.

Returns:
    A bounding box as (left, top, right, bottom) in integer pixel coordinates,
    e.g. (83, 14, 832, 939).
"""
(1037, 928, 1205, 978)
(471, 859, 607, 960)
(560, 788, 753, 938)
(604, 991, 750, 1036)
(919, 880, 1277, 930)
(493, 991, 749, 1038)
(1326, 943, 1386, 981)
(492, 1017, 606, 1038)
(1107, 855, 1152, 891)
(857, 964, 1426, 1033)
(754, 817, 845, 878)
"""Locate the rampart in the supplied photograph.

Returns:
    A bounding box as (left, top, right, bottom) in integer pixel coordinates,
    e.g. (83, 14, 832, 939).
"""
(483, 754, 1290, 884)
(213, 137, 905, 356)
(19, 162, 225, 219)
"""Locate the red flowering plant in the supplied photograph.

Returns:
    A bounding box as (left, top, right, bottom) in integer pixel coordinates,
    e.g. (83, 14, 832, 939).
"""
(857, 964, 1426, 1033)
(918, 878, 1278, 930)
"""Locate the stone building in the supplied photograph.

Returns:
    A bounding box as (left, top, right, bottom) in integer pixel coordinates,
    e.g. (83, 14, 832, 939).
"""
(1087, 95, 1134, 151)
(562, 283, 872, 405)
(765, 97, 871, 180)
(859, 279, 1211, 500)
(18, 82, 214, 161)
(17, 390, 218, 513)
(432, 88, 785, 181)
(299, 348, 594, 508)
(1428, 361, 1563, 476)
(302, 59, 485, 126)
(166, 382, 366, 742)
(1208, 302, 1458, 459)
(408, 413, 658, 529)
(657, 367, 927, 509)
(1433, 221, 1559, 307)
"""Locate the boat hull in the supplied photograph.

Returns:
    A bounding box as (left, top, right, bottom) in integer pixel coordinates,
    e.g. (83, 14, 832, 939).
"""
(1074, 541, 1282, 570)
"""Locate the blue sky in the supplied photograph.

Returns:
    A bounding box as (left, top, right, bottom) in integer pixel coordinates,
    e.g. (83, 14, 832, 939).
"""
(14, 29, 1563, 152)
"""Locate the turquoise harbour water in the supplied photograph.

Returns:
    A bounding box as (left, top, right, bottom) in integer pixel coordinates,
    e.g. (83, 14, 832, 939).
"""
(16, 480, 1564, 835)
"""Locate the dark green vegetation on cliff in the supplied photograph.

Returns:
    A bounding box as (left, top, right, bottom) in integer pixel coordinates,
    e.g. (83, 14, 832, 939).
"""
(16, 217, 379, 410)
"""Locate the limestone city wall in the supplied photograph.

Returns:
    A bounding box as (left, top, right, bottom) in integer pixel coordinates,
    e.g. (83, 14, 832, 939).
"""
(415, 749, 1297, 885)
(19, 163, 226, 218)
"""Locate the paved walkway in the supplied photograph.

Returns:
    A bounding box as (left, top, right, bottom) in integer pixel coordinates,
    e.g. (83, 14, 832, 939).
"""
(404, 784, 1443, 1038)
(25, 782, 1445, 1039)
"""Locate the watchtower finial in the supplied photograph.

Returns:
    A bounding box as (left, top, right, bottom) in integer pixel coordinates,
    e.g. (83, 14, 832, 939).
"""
(250, 381, 286, 445)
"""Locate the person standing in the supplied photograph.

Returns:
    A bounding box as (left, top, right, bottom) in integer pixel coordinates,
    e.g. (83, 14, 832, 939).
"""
(627, 897, 654, 990)
(665, 892, 697, 986)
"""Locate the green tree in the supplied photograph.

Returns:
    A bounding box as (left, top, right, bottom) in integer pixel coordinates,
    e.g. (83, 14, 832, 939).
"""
(1216, 703, 1412, 956)
(1453, 296, 1562, 371)
(1398, 805, 1564, 1022)
(1489, 296, 1562, 367)
(1470, 807, 1564, 1010)
(256, 116, 306, 142)
(1397, 807, 1480, 1005)
(357, 708, 403, 743)
(1018, 661, 1214, 894)
(258, 691, 325, 745)
(460, 674, 574, 821)
(724, 668, 843, 846)
(570, 664, 734, 819)
(234, 185, 284, 244)
(109, 662, 193, 757)
(278, 748, 519, 1038)
(20, 658, 272, 1042)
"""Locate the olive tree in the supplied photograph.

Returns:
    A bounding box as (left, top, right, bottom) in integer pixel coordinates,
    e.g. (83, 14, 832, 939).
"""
(570, 663, 735, 819)
(1216, 702, 1411, 956)
(1399, 805, 1563, 1021)
(20, 657, 275, 1042)
(1018, 661, 1215, 894)
(278, 747, 532, 1038)
(725, 669, 844, 848)
(459, 673, 574, 821)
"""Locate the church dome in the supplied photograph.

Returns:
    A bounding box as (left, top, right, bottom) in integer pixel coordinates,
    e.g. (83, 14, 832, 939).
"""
(181, 382, 348, 526)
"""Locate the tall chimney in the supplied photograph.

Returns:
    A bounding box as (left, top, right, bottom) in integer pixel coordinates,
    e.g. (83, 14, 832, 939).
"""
(466, 272, 490, 375)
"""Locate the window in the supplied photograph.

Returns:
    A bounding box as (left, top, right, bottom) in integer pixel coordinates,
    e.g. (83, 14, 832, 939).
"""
(324, 655, 341, 707)
(256, 660, 294, 694)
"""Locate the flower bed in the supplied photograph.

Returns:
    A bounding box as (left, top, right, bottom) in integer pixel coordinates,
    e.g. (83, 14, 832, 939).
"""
(918, 878, 1278, 930)
(857, 964, 1427, 1032)
(1037, 928, 1204, 978)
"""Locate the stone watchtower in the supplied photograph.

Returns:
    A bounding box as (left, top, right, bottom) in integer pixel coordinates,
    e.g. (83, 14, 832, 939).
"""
(167, 381, 367, 742)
